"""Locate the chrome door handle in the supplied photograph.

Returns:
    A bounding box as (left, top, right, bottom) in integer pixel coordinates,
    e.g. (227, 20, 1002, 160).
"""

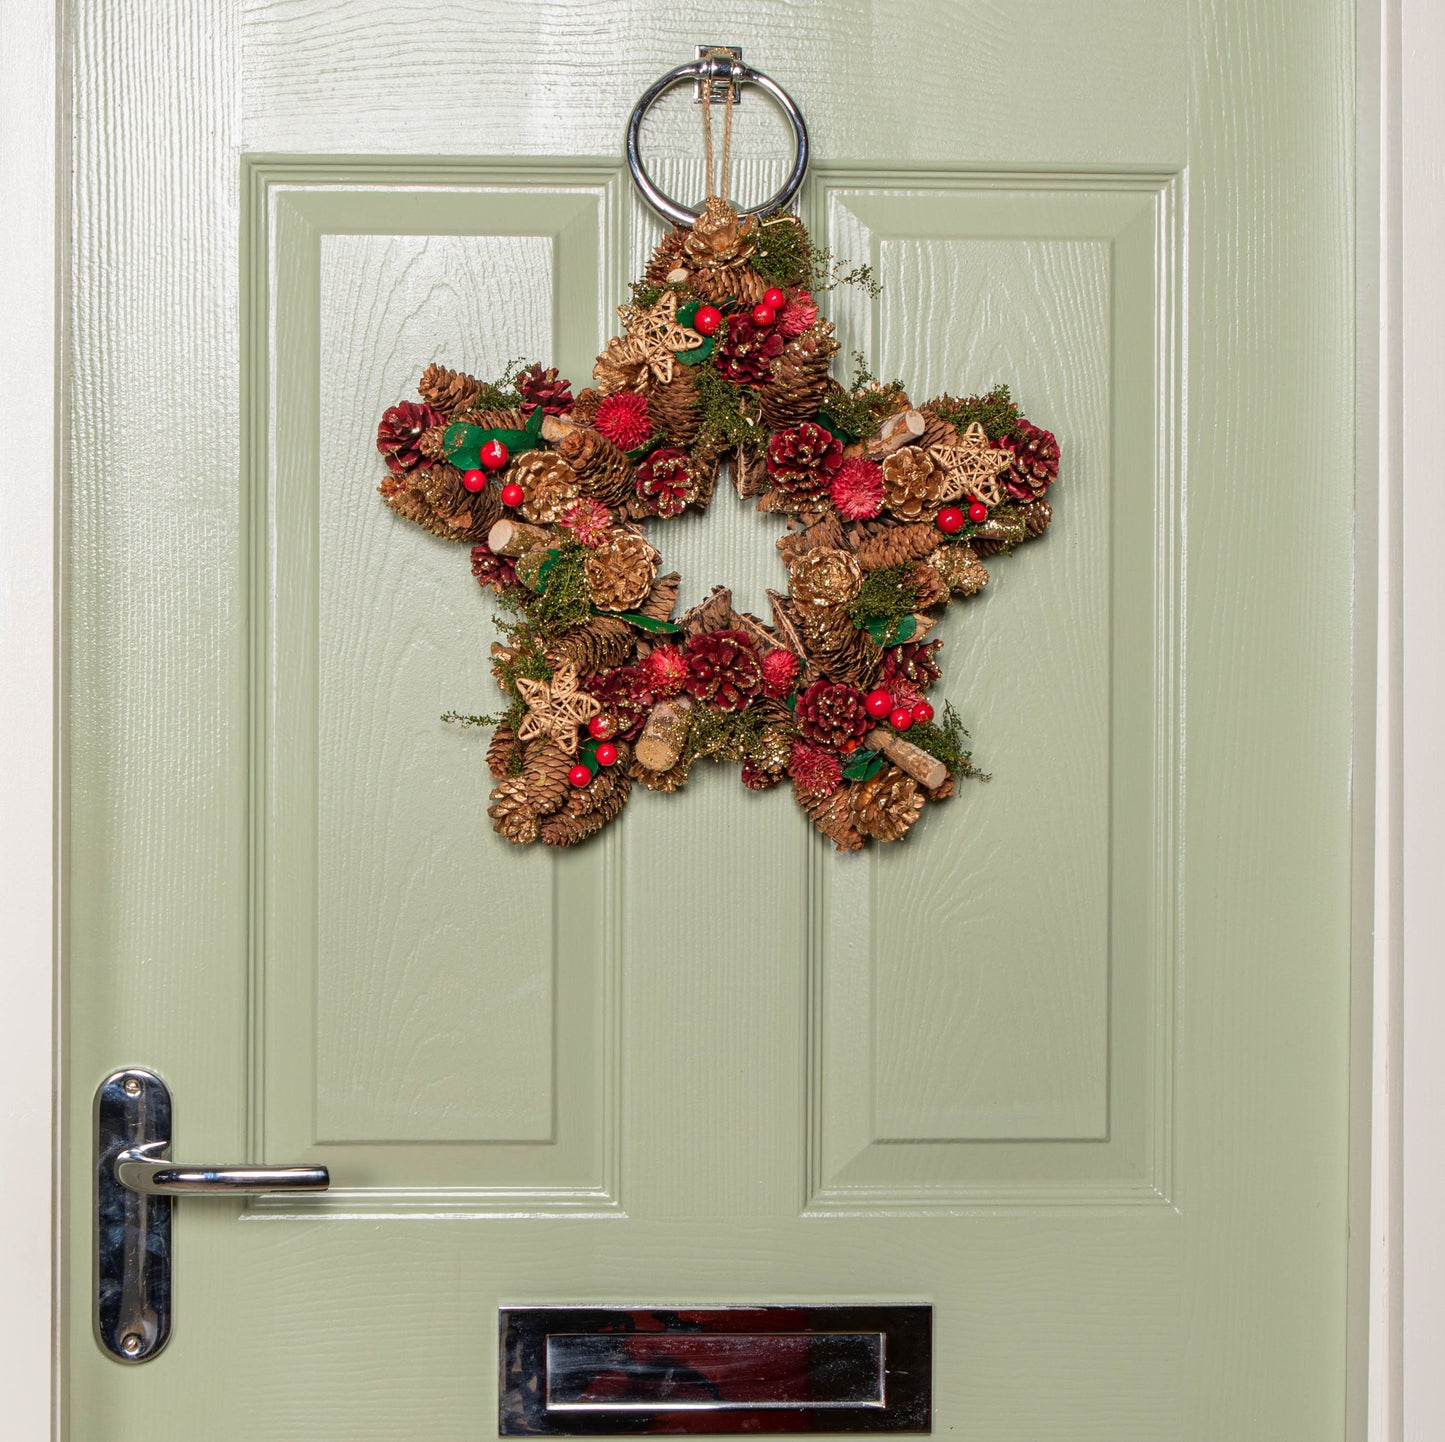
(94, 1067, 330, 1363)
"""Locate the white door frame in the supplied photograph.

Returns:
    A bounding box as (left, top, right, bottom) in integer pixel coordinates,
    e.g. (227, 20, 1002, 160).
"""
(1, 1, 1434, 1436)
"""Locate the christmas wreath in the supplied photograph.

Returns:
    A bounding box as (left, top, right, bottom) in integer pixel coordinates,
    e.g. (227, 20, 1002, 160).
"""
(373, 199, 1062, 850)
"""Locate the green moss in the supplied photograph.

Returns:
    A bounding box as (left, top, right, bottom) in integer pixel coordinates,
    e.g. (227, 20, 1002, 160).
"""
(932, 384, 1023, 442)
(684, 705, 765, 764)
(750, 212, 882, 296)
(497, 541, 593, 639)
(906, 701, 986, 781)
(819, 353, 909, 441)
(847, 565, 920, 632)
(692, 357, 769, 457)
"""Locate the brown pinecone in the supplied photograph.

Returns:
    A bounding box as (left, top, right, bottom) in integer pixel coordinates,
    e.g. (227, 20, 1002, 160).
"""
(929, 544, 989, 597)
(795, 679, 869, 748)
(776, 512, 848, 567)
(906, 560, 950, 610)
(758, 320, 839, 430)
(793, 777, 864, 852)
(486, 722, 524, 779)
(636, 571, 681, 623)
(969, 506, 1030, 557)
(882, 447, 946, 521)
(418, 424, 451, 461)
(539, 759, 632, 846)
(378, 476, 458, 541)
(585, 532, 660, 611)
(512, 450, 580, 523)
(649, 364, 701, 446)
(790, 547, 863, 608)
(850, 765, 924, 842)
(850, 521, 942, 570)
(1019, 499, 1053, 537)
(644, 226, 691, 284)
(411, 462, 502, 541)
(684, 629, 763, 712)
(516, 363, 574, 418)
(679, 584, 737, 636)
(881, 640, 943, 690)
(557, 426, 637, 508)
(487, 740, 573, 843)
(544, 615, 636, 676)
(688, 262, 770, 308)
(917, 401, 961, 451)
(456, 405, 530, 433)
(630, 752, 693, 792)
(568, 387, 603, 426)
(800, 609, 882, 686)
(417, 363, 481, 418)
(377, 400, 445, 473)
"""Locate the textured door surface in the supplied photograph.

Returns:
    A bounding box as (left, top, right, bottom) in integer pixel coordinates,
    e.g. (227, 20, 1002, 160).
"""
(65, 3, 1358, 1438)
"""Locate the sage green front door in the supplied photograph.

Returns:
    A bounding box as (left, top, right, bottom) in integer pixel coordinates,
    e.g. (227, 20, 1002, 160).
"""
(64, 2, 1360, 1437)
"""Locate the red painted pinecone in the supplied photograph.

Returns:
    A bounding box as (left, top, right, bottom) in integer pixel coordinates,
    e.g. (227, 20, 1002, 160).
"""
(740, 759, 784, 791)
(635, 447, 694, 517)
(516, 363, 575, 418)
(377, 400, 445, 473)
(881, 639, 942, 690)
(584, 664, 653, 741)
(795, 680, 869, 750)
(715, 316, 785, 385)
(1000, 420, 1060, 501)
(470, 542, 517, 593)
(766, 421, 844, 503)
(684, 629, 763, 712)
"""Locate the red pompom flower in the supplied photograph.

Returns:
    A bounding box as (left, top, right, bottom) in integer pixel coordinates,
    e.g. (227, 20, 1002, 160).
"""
(788, 740, 843, 799)
(593, 391, 653, 450)
(642, 644, 689, 699)
(828, 457, 885, 520)
(760, 647, 801, 699)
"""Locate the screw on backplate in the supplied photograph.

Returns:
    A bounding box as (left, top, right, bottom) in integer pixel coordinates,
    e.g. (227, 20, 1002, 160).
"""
(120, 1333, 142, 1356)
(123, 1078, 142, 1097)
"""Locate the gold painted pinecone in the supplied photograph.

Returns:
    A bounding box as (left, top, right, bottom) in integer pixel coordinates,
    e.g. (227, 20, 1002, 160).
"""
(929, 544, 989, 597)
(512, 450, 580, 523)
(758, 321, 839, 430)
(649, 365, 701, 447)
(557, 426, 637, 508)
(486, 722, 524, 780)
(1019, 499, 1053, 537)
(882, 447, 947, 522)
(585, 532, 660, 611)
(790, 547, 863, 608)
(849, 521, 943, 570)
(850, 765, 924, 843)
(683, 197, 758, 269)
(793, 777, 864, 852)
(592, 335, 650, 394)
(906, 560, 950, 610)
(969, 506, 1030, 557)
(543, 616, 636, 677)
(418, 363, 482, 417)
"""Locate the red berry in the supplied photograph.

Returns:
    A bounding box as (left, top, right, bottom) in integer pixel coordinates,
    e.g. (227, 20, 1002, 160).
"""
(936, 506, 965, 534)
(594, 742, 618, 767)
(461, 469, 487, 493)
(500, 483, 525, 507)
(911, 701, 935, 724)
(889, 707, 914, 731)
(480, 439, 509, 470)
(567, 764, 592, 788)
(693, 305, 723, 336)
(865, 688, 894, 719)
(587, 715, 613, 739)
(762, 287, 786, 310)
(968, 500, 988, 523)
(841, 739, 859, 754)
(751, 303, 776, 327)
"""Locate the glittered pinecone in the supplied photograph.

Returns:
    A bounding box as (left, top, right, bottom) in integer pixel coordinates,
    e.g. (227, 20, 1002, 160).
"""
(513, 450, 580, 523)
(969, 506, 1030, 557)
(486, 722, 524, 780)
(800, 609, 881, 687)
(417, 364, 481, 418)
(649, 365, 700, 447)
(741, 759, 784, 791)
(760, 647, 801, 698)
(377, 400, 445, 473)
(630, 752, 694, 792)
(750, 722, 795, 776)
(411, 461, 501, 541)
(584, 664, 652, 741)
(1000, 420, 1060, 500)
(644, 226, 690, 284)
(793, 777, 864, 852)
(795, 679, 869, 749)
(684, 629, 763, 712)
(850, 765, 924, 842)
(487, 741, 573, 843)
(683, 197, 759, 270)
(767, 421, 843, 504)
(378, 475, 455, 541)
(881, 447, 947, 521)
(789, 547, 863, 608)
(539, 758, 632, 847)
(544, 615, 636, 677)
(881, 639, 942, 690)
(584, 532, 660, 611)
(906, 560, 950, 610)
(635, 447, 695, 517)
(1019, 499, 1053, 537)
(929, 544, 988, 597)
(758, 320, 839, 429)
(516, 363, 574, 418)
(471, 541, 518, 593)
(850, 521, 942, 570)
(716, 316, 785, 385)
(557, 426, 637, 508)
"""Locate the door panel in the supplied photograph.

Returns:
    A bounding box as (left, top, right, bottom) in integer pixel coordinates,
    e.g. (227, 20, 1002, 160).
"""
(65, 2, 1357, 1439)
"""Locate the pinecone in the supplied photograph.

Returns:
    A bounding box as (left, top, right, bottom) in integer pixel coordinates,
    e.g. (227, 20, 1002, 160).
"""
(795, 679, 869, 749)
(635, 448, 695, 517)
(411, 462, 501, 540)
(377, 400, 445, 473)
(906, 560, 950, 610)
(486, 722, 524, 779)
(539, 760, 632, 847)
(917, 401, 961, 451)
(741, 760, 783, 791)
(1019, 499, 1053, 537)
(684, 629, 763, 712)
(766, 422, 843, 504)
(544, 615, 636, 676)
(644, 226, 691, 284)
(417, 364, 480, 418)
(636, 571, 681, 623)
(850, 521, 942, 570)
(969, 506, 1029, 557)
(776, 512, 848, 567)
(850, 765, 924, 842)
(378, 475, 456, 541)
(881, 447, 947, 521)
(471, 541, 518, 593)
(716, 316, 785, 386)
(585, 532, 660, 611)
(584, 664, 652, 740)
(1000, 420, 1060, 500)
(688, 262, 770, 308)
(649, 365, 700, 446)
(516, 363, 574, 418)
(557, 426, 637, 508)
(512, 450, 580, 523)
(750, 723, 795, 777)
(758, 320, 839, 429)
(630, 752, 693, 792)
(487, 741, 573, 843)
(881, 640, 942, 690)
(682, 197, 759, 270)
(929, 544, 989, 597)
(800, 610, 881, 686)
(592, 335, 651, 394)
(456, 405, 530, 433)
(568, 388, 603, 426)
(793, 777, 864, 852)
(789, 547, 864, 609)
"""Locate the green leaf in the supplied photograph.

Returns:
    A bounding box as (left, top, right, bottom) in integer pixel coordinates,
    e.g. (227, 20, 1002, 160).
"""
(676, 299, 701, 327)
(862, 614, 918, 647)
(532, 548, 563, 594)
(815, 413, 857, 445)
(841, 749, 886, 781)
(442, 413, 544, 469)
(674, 336, 715, 365)
(616, 612, 683, 634)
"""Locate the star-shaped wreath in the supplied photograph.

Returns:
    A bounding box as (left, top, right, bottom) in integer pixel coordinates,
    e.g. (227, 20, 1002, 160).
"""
(376, 203, 1063, 850)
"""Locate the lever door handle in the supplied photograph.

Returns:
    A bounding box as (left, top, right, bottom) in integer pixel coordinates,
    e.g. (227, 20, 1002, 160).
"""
(94, 1067, 330, 1363)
